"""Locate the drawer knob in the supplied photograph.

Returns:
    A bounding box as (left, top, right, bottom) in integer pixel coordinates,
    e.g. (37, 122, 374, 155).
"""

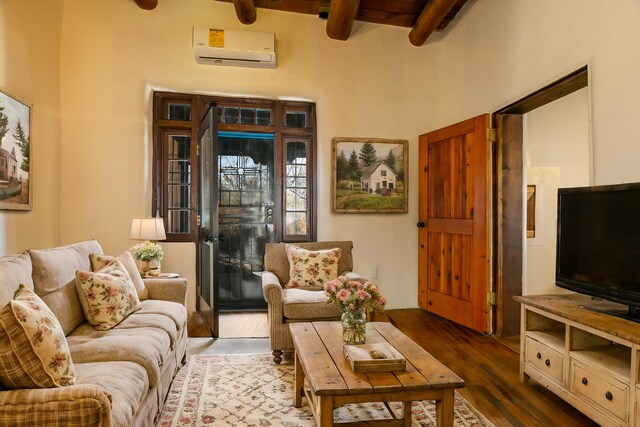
(605, 391, 613, 401)
(536, 352, 541, 359)
(545, 359, 551, 366)
(581, 377, 588, 385)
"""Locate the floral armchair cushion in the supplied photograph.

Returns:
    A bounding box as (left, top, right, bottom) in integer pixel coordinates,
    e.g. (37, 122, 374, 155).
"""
(75, 260, 141, 330)
(0, 285, 76, 389)
(284, 245, 342, 289)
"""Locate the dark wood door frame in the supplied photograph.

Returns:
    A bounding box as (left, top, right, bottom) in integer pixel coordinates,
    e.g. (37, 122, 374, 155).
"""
(492, 66, 589, 337)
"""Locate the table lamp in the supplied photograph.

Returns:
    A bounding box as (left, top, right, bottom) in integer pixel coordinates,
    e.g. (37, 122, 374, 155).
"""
(130, 216, 166, 276)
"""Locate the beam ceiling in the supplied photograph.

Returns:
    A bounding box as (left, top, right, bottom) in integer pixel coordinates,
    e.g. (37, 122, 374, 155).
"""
(132, 0, 470, 46)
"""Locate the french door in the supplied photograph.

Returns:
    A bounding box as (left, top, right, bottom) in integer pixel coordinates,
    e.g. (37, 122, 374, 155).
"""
(197, 106, 219, 337)
(153, 94, 317, 335)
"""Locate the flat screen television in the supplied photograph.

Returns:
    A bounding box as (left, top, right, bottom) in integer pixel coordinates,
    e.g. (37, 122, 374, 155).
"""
(555, 182, 640, 321)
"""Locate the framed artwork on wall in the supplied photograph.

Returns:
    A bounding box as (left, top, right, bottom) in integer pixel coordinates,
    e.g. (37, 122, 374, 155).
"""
(0, 88, 31, 211)
(332, 137, 408, 213)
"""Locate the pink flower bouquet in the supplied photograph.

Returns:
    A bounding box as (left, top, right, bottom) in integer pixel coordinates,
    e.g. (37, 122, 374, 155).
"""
(323, 276, 386, 315)
(324, 276, 386, 344)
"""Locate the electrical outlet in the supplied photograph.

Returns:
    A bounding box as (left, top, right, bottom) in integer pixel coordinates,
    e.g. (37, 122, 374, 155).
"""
(369, 266, 378, 279)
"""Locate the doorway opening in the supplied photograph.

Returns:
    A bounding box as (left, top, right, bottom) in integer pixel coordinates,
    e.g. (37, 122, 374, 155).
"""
(494, 66, 590, 342)
(153, 93, 318, 338)
(218, 131, 274, 312)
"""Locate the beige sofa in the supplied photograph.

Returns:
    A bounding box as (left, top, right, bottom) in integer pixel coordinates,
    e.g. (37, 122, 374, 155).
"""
(0, 240, 188, 427)
(262, 241, 363, 363)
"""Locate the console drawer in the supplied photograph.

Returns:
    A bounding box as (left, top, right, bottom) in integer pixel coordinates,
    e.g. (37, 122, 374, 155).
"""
(570, 361, 628, 421)
(525, 336, 563, 383)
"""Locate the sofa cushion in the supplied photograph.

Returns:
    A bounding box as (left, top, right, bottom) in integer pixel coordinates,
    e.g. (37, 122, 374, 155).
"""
(90, 251, 149, 300)
(75, 260, 141, 331)
(0, 285, 75, 389)
(29, 240, 103, 335)
(282, 288, 342, 320)
(285, 245, 342, 289)
(113, 312, 178, 348)
(139, 299, 187, 332)
(67, 324, 170, 387)
(0, 252, 33, 308)
(75, 361, 149, 427)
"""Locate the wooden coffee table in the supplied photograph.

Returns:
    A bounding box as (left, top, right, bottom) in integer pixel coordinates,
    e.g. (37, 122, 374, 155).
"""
(289, 321, 465, 427)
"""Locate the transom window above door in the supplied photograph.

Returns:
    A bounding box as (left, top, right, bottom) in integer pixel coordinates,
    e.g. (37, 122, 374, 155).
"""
(152, 92, 317, 243)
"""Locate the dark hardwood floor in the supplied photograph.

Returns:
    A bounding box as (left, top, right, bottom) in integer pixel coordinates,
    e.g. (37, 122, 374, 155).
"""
(384, 308, 597, 427)
(188, 309, 598, 427)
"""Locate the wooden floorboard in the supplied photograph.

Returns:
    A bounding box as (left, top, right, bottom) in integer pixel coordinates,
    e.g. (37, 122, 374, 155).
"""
(384, 308, 598, 427)
(187, 308, 598, 426)
(219, 312, 269, 338)
(188, 311, 269, 338)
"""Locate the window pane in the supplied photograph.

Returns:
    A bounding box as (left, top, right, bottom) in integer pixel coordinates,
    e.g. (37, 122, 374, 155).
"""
(285, 111, 307, 128)
(168, 210, 190, 234)
(168, 103, 191, 121)
(166, 134, 191, 233)
(286, 188, 307, 210)
(285, 140, 308, 236)
(223, 107, 239, 124)
(240, 108, 255, 124)
(286, 212, 307, 235)
(216, 106, 223, 123)
(256, 109, 271, 126)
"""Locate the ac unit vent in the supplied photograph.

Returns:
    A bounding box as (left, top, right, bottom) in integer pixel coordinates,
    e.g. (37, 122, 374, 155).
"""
(192, 28, 276, 69)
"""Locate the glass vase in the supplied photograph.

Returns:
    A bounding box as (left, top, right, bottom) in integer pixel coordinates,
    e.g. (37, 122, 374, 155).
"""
(341, 309, 367, 345)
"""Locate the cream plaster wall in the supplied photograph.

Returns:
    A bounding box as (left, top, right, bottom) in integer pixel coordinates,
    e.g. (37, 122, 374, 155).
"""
(524, 88, 590, 296)
(0, 0, 64, 255)
(53, 0, 640, 311)
(58, 0, 417, 311)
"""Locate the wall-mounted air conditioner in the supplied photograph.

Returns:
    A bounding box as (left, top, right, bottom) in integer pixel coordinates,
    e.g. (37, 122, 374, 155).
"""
(192, 28, 276, 69)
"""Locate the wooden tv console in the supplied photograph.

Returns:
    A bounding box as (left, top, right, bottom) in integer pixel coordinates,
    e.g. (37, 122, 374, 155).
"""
(516, 294, 640, 427)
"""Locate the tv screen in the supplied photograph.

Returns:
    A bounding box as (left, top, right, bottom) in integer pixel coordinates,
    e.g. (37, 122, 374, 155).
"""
(556, 183, 640, 309)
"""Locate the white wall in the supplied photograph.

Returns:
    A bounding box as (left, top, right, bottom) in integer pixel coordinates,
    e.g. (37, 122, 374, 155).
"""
(401, 0, 640, 302)
(0, 0, 64, 255)
(45, 0, 640, 312)
(524, 88, 590, 295)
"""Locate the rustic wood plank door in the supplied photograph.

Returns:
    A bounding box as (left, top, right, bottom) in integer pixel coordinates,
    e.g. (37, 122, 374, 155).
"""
(418, 114, 491, 333)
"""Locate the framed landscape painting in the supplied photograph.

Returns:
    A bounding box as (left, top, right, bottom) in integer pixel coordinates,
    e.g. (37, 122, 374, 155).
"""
(0, 88, 31, 210)
(332, 137, 408, 213)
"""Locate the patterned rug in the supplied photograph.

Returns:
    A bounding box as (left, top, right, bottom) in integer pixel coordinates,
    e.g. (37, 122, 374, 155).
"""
(156, 354, 494, 427)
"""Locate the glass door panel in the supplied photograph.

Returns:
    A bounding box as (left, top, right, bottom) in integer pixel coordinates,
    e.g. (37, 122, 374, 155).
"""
(217, 131, 275, 310)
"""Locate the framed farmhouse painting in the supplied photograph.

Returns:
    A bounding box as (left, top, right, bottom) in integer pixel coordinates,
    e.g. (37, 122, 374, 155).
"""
(332, 137, 408, 213)
(0, 88, 31, 210)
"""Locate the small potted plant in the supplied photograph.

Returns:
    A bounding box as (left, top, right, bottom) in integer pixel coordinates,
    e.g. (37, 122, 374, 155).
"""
(131, 241, 164, 276)
(324, 276, 386, 345)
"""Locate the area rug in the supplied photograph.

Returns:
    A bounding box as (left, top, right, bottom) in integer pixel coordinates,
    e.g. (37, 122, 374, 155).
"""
(156, 354, 494, 427)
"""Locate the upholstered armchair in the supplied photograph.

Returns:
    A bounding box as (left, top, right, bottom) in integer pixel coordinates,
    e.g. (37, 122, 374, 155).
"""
(262, 241, 362, 363)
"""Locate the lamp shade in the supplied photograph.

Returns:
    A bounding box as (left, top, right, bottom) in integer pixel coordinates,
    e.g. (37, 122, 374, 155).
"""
(130, 217, 166, 241)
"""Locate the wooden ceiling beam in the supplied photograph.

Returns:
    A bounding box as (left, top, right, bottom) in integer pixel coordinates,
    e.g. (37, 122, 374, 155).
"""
(326, 0, 362, 41)
(409, 0, 458, 46)
(134, 0, 158, 10)
(232, 0, 257, 25)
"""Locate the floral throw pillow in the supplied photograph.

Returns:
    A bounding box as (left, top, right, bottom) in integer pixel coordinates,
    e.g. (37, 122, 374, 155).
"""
(0, 284, 76, 389)
(89, 251, 149, 300)
(285, 245, 342, 289)
(75, 260, 141, 331)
